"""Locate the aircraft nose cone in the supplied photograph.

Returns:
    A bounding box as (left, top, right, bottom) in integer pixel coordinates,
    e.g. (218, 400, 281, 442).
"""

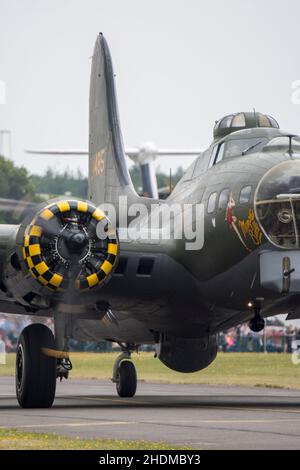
(255, 160, 300, 249)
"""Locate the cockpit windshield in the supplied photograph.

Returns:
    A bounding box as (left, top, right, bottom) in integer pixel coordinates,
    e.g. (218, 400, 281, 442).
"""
(224, 138, 269, 159)
(263, 136, 300, 155)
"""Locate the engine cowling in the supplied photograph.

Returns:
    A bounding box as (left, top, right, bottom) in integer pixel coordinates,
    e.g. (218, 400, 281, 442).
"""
(20, 199, 118, 291)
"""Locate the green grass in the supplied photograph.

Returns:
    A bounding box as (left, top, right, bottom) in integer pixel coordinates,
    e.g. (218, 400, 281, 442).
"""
(0, 429, 187, 450)
(0, 353, 300, 389)
(2, 351, 300, 389)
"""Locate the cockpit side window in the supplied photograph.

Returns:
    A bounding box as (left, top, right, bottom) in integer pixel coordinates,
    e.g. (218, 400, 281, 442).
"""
(215, 143, 225, 164)
(219, 189, 230, 209)
(208, 145, 218, 168)
(207, 192, 217, 214)
(209, 142, 225, 167)
(239, 186, 252, 204)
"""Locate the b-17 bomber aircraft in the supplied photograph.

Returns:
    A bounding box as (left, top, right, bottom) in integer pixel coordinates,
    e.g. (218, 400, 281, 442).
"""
(1, 33, 300, 408)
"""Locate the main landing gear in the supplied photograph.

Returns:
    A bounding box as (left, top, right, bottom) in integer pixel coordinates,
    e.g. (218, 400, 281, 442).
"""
(15, 322, 137, 408)
(112, 344, 137, 398)
(16, 323, 57, 408)
(16, 312, 73, 408)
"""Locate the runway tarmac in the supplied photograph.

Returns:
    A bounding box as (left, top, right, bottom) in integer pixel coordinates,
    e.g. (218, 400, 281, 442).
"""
(1, 377, 300, 449)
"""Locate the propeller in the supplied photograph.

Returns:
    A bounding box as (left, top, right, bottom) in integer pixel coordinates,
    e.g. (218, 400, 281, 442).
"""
(21, 199, 119, 292)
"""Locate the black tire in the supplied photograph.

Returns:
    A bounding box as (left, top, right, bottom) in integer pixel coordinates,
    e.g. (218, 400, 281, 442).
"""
(16, 323, 56, 408)
(116, 360, 137, 398)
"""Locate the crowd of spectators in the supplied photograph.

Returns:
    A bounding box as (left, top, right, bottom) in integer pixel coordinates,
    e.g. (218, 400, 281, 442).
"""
(0, 314, 54, 352)
(218, 318, 300, 353)
(0, 313, 299, 354)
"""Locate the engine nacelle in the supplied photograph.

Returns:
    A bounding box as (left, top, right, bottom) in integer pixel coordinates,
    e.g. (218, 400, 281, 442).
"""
(19, 199, 118, 292)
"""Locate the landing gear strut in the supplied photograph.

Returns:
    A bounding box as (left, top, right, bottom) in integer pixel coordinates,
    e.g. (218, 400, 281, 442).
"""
(16, 323, 56, 408)
(53, 311, 73, 381)
(112, 344, 137, 398)
(249, 306, 265, 333)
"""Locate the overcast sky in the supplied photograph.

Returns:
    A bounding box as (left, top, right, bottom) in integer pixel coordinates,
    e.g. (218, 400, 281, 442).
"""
(1, 0, 300, 176)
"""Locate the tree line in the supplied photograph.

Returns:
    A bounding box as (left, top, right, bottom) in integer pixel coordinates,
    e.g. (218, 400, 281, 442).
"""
(0, 154, 185, 222)
(31, 165, 185, 198)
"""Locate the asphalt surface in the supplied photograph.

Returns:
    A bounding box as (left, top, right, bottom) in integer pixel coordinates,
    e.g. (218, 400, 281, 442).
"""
(1, 377, 300, 449)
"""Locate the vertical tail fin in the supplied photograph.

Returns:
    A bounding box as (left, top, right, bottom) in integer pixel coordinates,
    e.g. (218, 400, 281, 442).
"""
(88, 33, 136, 207)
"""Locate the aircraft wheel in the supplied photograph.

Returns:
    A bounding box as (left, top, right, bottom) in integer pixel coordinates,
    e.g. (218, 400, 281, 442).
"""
(16, 323, 56, 408)
(116, 360, 137, 397)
